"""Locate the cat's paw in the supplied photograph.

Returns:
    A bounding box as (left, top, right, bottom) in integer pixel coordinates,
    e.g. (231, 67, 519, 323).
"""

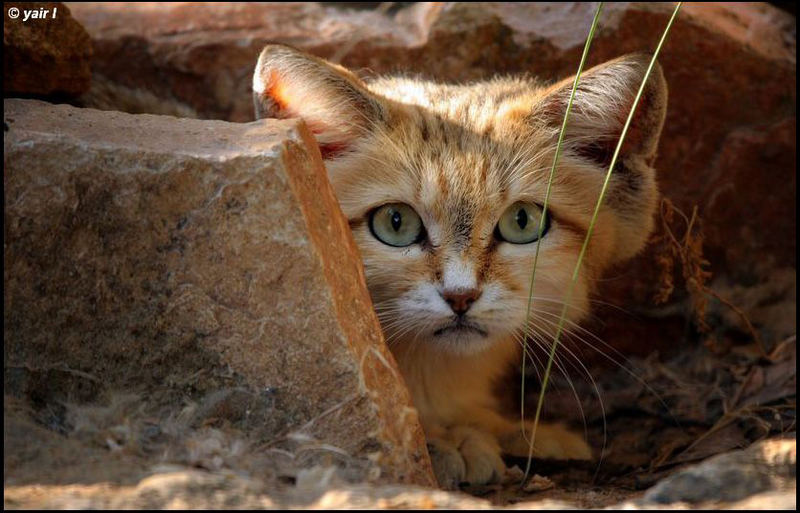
(427, 438, 465, 490)
(428, 427, 506, 489)
(499, 422, 592, 461)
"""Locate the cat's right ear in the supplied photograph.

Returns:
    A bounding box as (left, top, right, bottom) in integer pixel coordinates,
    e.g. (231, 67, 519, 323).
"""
(253, 44, 387, 159)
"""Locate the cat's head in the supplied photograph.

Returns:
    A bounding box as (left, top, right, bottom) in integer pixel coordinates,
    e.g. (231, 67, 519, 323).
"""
(254, 45, 667, 355)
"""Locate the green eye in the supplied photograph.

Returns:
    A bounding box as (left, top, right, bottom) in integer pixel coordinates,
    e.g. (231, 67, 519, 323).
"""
(496, 201, 548, 244)
(369, 203, 424, 247)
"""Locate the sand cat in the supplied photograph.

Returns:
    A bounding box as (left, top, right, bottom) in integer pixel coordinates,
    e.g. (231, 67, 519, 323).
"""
(253, 44, 667, 489)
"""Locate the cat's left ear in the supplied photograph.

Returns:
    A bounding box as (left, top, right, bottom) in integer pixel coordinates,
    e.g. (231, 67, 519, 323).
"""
(534, 54, 669, 261)
(253, 44, 387, 158)
(536, 53, 668, 167)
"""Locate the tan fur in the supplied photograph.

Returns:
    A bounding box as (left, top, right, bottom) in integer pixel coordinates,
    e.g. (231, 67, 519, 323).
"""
(254, 45, 668, 488)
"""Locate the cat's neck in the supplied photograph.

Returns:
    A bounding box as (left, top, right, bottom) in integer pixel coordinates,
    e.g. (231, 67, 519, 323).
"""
(389, 337, 519, 433)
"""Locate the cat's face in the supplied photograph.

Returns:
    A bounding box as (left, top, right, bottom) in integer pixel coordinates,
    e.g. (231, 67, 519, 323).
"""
(328, 109, 599, 355)
(254, 46, 667, 355)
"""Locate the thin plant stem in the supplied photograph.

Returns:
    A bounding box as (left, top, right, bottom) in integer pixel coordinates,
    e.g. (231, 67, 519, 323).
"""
(521, 0, 604, 435)
(522, 2, 683, 484)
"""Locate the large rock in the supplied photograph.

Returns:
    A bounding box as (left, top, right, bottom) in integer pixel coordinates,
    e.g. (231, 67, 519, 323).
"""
(3, 98, 435, 488)
(68, 2, 436, 120)
(641, 435, 796, 505)
(68, 2, 796, 359)
(4, 2, 92, 97)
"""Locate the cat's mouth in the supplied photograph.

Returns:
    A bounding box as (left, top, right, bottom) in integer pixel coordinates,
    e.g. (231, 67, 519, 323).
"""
(433, 319, 488, 338)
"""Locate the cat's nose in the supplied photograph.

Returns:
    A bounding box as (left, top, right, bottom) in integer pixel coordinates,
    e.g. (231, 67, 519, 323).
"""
(442, 288, 481, 316)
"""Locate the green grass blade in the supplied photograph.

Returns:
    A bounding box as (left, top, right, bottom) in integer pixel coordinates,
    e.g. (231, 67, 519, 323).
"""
(521, 0, 604, 434)
(522, 2, 683, 484)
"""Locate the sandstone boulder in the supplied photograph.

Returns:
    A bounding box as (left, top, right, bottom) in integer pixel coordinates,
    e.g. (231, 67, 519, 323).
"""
(3, 98, 434, 488)
(68, 2, 796, 359)
(4, 2, 92, 97)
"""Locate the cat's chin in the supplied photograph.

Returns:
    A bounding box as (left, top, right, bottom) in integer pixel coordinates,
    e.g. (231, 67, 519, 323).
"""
(428, 320, 495, 355)
(433, 321, 488, 338)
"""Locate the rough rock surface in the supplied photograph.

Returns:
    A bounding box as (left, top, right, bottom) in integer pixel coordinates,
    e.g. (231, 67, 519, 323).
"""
(4, 432, 795, 509)
(4, 2, 92, 97)
(68, 2, 796, 359)
(3, 99, 434, 488)
(641, 434, 796, 505)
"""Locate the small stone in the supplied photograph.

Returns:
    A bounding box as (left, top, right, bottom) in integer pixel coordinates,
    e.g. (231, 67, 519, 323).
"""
(523, 474, 556, 493)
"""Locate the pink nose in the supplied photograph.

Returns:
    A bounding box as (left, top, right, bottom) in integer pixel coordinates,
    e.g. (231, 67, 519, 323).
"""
(442, 289, 481, 315)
